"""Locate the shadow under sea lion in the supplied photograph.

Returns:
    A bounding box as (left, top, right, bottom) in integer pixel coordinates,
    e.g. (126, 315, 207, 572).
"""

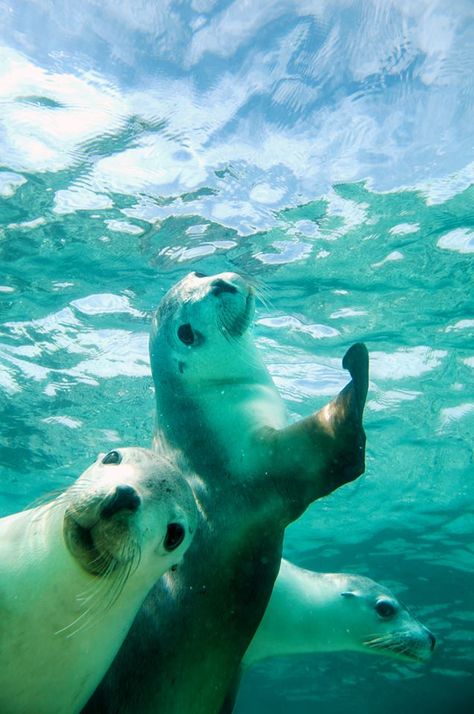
(84, 271, 369, 714)
(0, 447, 196, 714)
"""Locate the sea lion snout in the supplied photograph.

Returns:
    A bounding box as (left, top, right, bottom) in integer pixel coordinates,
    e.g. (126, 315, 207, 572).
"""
(211, 278, 238, 296)
(101, 485, 141, 520)
(208, 272, 250, 295)
(202, 272, 254, 337)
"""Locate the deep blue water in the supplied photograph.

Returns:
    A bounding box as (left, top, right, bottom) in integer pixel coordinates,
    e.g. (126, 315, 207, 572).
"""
(0, 1, 473, 712)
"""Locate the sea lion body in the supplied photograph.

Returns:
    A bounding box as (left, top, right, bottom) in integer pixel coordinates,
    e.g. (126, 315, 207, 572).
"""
(0, 447, 196, 714)
(85, 272, 369, 714)
(244, 559, 436, 666)
(150, 273, 287, 480)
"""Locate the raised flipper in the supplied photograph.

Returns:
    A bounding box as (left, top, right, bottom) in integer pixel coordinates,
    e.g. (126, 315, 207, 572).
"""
(259, 343, 368, 511)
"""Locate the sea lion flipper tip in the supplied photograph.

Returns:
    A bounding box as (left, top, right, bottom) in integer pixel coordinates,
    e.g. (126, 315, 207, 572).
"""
(342, 342, 368, 377)
(342, 342, 368, 412)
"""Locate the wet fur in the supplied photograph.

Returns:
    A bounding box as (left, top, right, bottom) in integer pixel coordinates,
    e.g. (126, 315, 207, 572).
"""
(0, 448, 195, 714)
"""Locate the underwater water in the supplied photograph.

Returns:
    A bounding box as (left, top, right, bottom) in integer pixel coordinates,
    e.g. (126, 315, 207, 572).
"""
(0, 1, 473, 712)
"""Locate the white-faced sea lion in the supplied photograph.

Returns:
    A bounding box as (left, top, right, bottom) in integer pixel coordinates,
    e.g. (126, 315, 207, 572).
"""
(244, 559, 436, 667)
(0, 447, 196, 714)
(84, 271, 369, 714)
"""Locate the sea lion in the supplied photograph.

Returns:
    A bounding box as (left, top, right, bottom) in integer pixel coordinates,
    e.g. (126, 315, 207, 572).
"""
(84, 271, 369, 714)
(0, 447, 197, 714)
(243, 559, 436, 667)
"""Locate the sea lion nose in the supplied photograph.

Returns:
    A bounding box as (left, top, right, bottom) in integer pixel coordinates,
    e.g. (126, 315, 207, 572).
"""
(101, 485, 141, 519)
(428, 630, 436, 651)
(211, 278, 238, 296)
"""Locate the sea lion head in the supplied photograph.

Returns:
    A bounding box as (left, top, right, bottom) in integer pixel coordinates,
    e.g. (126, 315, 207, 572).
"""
(150, 271, 256, 384)
(333, 573, 436, 662)
(63, 447, 197, 578)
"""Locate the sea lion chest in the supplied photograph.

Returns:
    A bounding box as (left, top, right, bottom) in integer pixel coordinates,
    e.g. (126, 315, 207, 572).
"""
(155, 377, 287, 479)
(0, 511, 133, 714)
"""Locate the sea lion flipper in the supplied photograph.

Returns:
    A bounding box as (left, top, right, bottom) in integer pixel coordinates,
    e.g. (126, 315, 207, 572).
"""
(262, 343, 369, 512)
(342, 342, 368, 415)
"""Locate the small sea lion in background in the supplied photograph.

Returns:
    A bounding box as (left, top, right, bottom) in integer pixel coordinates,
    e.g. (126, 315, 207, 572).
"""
(0, 447, 196, 714)
(243, 559, 436, 667)
(84, 271, 369, 714)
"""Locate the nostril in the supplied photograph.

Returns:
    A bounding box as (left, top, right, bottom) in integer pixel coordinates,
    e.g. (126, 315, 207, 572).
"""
(163, 522, 186, 552)
(101, 485, 141, 519)
(211, 279, 237, 296)
(428, 631, 436, 651)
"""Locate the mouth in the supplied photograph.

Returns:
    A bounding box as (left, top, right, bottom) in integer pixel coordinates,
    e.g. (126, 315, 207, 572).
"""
(363, 635, 431, 663)
(370, 644, 428, 663)
(64, 512, 114, 576)
(393, 650, 426, 663)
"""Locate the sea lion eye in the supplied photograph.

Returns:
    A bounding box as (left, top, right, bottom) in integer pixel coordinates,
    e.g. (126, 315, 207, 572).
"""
(375, 600, 396, 619)
(102, 450, 122, 465)
(177, 323, 195, 345)
(164, 523, 185, 552)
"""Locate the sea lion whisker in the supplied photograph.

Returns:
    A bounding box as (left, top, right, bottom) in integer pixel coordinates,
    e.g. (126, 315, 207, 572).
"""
(365, 633, 402, 644)
(363, 634, 402, 649)
(364, 630, 407, 642)
(76, 559, 116, 605)
(253, 285, 275, 312)
(217, 312, 235, 343)
(76, 558, 116, 605)
(233, 272, 270, 303)
(62, 603, 108, 639)
(218, 299, 253, 341)
(29, 490, 75, 526)
(27, 487, 69, 511)
(103, 561, 133, 612)
(217, 317, 260, 369)
(56, 601, 99, 637)
(363, 639, 385, 649)
(364, 632, 397, 643)
(64, 560, 125, 637)
(390, 640, 412, 654)
(86, 550, 115, 575)
(227, 341, 260, 370)
(363, 632, 415, 657)
(100, 549, 138, 613)
(90, 539, 141, 614)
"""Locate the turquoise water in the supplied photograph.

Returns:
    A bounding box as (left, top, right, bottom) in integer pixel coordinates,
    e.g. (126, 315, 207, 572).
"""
(1, 1, 473, 712)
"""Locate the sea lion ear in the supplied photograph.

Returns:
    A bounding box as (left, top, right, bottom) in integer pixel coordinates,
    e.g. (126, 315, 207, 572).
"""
(341, 591, 357, 598)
